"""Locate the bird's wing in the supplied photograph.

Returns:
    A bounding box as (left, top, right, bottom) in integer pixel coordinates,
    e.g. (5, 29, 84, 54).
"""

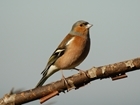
(41, 34, 74, 75)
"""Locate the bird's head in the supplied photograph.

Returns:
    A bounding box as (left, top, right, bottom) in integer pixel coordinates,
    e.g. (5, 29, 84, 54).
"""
(69, 20, 93, 36)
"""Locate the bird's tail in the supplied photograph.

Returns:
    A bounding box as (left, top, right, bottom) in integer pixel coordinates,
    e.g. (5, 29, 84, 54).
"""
(35, 76, 49, 88)
(35, 65, 59, 88)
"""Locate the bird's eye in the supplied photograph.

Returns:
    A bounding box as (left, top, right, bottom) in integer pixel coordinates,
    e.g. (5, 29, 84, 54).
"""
(80, 24, 83, 27)
(80, 22, 89, 27)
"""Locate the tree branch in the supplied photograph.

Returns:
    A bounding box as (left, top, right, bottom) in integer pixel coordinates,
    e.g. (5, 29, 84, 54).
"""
(0, 57, 140, 105)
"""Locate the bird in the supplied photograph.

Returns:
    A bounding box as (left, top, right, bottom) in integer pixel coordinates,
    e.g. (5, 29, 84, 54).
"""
(35, 20, 93, 88)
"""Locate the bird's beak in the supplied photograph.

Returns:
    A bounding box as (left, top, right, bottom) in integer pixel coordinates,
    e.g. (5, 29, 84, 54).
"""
(86, 23, 93, 29)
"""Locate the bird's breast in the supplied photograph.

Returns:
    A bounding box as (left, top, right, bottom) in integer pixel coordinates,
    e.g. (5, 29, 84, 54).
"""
(55, 36, 90, 69)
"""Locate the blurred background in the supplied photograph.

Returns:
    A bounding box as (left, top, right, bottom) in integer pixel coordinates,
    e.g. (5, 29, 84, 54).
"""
(0, 1, 140, 105)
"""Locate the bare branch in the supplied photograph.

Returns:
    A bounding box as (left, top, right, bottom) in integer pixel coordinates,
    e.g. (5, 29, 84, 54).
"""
(0, 57, 140, 105)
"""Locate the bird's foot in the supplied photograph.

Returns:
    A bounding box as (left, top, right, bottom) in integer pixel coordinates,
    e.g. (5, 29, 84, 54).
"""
(74, 68, 88, 77)
(61, 75, 72, 92)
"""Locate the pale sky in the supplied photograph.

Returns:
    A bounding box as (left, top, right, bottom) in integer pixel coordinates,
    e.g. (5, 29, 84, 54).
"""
(0, 1, 140, 105)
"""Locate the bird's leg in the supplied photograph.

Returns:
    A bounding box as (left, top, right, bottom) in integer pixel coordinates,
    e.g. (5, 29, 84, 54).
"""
(60, 69, 71, 91)
(74, 68, 88, 77)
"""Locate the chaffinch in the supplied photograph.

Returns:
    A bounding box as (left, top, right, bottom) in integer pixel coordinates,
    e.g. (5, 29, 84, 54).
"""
(36, 20, 93, 88)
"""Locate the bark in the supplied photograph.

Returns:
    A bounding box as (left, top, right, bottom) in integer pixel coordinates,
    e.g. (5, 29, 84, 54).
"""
(0, 57, 140, 105)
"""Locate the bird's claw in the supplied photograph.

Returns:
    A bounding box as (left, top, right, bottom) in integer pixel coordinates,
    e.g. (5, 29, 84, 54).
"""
(74, 68, 88, 77)
(61, 75, 72, 92)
